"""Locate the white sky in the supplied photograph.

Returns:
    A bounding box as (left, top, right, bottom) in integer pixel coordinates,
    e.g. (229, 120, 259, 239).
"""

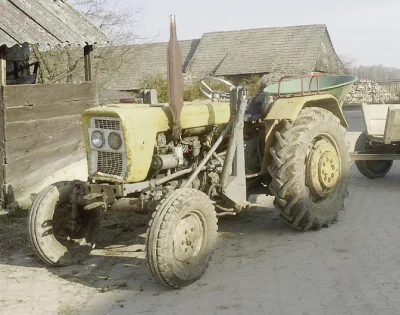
(125, 0, 400, 68)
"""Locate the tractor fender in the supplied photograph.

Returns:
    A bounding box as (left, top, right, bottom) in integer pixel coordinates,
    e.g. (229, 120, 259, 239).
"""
(264, 94, 348, 127)
(260, 94, 348, 176)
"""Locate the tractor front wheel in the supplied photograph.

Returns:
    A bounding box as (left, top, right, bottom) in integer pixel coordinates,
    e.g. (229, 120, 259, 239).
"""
(146, 188, 217, 289)
(28, 181, 100, 266)
(268, 107, 350, 231)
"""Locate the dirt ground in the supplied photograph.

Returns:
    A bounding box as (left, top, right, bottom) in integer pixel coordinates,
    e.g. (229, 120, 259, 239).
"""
(2, 111, 400, 315)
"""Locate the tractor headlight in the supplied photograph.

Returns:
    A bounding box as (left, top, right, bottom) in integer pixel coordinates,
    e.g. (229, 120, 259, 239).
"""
(91, 131, 104, 148)
(108, 132, 122, 150)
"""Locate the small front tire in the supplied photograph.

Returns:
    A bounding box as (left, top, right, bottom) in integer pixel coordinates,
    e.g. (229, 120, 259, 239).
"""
(146, 188, 217, 289)
(28, 181, 100, 266)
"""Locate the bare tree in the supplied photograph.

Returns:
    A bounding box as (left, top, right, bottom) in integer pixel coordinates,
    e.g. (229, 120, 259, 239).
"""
(339, 54, 357, 74)
(351, 65, 400, 82)
(70, 0, 142, 45)
(32, 0, 142, 87)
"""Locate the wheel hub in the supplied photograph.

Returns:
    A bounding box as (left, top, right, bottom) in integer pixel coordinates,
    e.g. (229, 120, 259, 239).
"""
(307, 139, 340, 198)
(173, 213, 204, 263)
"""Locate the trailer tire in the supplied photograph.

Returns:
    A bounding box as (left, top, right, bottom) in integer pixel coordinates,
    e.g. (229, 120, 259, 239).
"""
(28, 181, 100, 266)
(146, 188, 217, 289)
(354, 131, 393, 179)
(268, 107, 350, 231)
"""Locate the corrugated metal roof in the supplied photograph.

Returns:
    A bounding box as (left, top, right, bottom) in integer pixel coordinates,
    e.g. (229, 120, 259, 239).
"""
(186, 24, 329, 76)
(0, 0, 108, 48)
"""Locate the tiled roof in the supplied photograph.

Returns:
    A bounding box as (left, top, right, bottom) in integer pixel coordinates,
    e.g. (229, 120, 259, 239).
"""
(186, 24, 329, 76)
(102, 39, 200, 90)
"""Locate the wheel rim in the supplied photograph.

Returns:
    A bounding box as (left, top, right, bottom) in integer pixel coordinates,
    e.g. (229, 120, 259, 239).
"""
(173, 210, 206, 266)
(306, 135, 341, 200)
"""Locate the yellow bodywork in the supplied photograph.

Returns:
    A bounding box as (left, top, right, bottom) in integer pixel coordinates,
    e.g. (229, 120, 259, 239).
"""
(265, 94, 348, 127)
(83, 100, 230, 183)
(82, 94, 346, 184)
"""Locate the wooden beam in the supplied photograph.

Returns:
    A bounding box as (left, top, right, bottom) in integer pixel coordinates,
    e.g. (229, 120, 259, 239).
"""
(3, 81, 97, 108)
(5, 114, 82, 141)
(6, 125, 84, 162)
(0, 46, 6, 87)
(0, 47, 6, 205)
(5, 139, 84, 183)
(84, 44, 94, 81)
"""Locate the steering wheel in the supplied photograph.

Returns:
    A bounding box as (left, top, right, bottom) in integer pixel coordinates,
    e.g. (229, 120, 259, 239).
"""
(199, 76, 235, 99)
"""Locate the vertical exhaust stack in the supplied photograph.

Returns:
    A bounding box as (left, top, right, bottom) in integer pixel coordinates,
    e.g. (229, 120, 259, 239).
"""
(167, 15, 184, 140)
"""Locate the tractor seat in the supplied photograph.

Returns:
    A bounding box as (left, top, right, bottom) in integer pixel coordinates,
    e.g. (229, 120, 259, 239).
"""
(244, 92, 274, 121)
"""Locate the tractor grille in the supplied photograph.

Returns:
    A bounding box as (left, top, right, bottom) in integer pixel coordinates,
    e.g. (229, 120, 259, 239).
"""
(94, 119, 121, 130)
(97, 151, 124, 176)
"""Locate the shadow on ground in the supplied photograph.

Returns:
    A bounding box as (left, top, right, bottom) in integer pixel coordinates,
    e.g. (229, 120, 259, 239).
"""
(0, 197, 301, 295)
(3, 163, 399, 296)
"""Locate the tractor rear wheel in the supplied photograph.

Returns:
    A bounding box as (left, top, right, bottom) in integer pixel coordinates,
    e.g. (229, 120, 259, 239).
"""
(268, 107, 350, 231)
(146, 188, 217, 289)
(354, 131, 393, 179)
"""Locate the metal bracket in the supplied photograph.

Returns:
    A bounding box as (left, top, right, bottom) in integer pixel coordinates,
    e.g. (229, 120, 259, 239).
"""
(219, 87, 249, 207)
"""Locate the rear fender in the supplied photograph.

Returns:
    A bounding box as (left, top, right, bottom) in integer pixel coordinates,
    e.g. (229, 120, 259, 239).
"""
(264, 94, 348, 127)
(260, 94, 348, 176)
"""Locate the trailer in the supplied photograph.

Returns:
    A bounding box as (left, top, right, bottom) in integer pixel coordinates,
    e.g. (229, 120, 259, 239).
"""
(351, 103, 400, 178)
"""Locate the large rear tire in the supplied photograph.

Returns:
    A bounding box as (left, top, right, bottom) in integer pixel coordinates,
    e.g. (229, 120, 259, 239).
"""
(268, 107, 350, 231)
(28, 181, 100, 266)
(354, 131, 393, 179)
(146, 188, 217, 289)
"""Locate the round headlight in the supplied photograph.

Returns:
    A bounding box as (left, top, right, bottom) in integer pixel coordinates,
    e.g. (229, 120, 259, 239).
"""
(91, 131, 104, 148)
(108, 132, 122, 150)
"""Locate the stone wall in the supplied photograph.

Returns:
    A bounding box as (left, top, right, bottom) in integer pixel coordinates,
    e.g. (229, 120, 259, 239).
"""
(345, 80, 399, 104)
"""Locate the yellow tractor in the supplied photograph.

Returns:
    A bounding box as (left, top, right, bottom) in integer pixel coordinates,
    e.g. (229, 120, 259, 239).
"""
(28, 16, 357, 289)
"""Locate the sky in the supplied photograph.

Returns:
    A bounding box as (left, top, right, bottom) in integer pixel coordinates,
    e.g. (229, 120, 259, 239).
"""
(124, 0, 400, 68)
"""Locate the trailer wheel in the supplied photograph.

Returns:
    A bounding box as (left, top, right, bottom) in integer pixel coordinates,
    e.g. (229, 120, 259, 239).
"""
(268, 107, 350, 231)
(354, 131, 393, 179)
(146, 188, 217, 289)
(28, 181, 100, 266)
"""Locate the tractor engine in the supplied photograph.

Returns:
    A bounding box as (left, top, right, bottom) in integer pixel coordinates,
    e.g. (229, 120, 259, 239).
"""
(149, 128, 226, 191)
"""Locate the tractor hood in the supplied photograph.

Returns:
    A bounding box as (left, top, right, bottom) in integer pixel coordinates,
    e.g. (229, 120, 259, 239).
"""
(82, 101, 230, 183)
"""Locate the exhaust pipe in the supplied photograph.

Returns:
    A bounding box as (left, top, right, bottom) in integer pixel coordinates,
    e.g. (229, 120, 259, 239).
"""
(167, 15, 184, 140)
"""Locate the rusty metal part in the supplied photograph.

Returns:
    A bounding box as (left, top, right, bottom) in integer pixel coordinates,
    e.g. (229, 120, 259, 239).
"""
(84, 193, 103, 200)
(306, 139, 340, 198)
(215, 204, 235, 212)
(86, 183, 124, 204)
(167, 15, 184, 140)
(84, 202, 106, 211)
(68, 181, 87, 230)
(182, 121, 232, 189)
(109, 197, 155, 213)
(350, 153, 400, 160)
(277, 74, 325, 98)
(83, 191, 106, 211)
(153, 167, 196, 187)
(216, 212, 237, 217)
